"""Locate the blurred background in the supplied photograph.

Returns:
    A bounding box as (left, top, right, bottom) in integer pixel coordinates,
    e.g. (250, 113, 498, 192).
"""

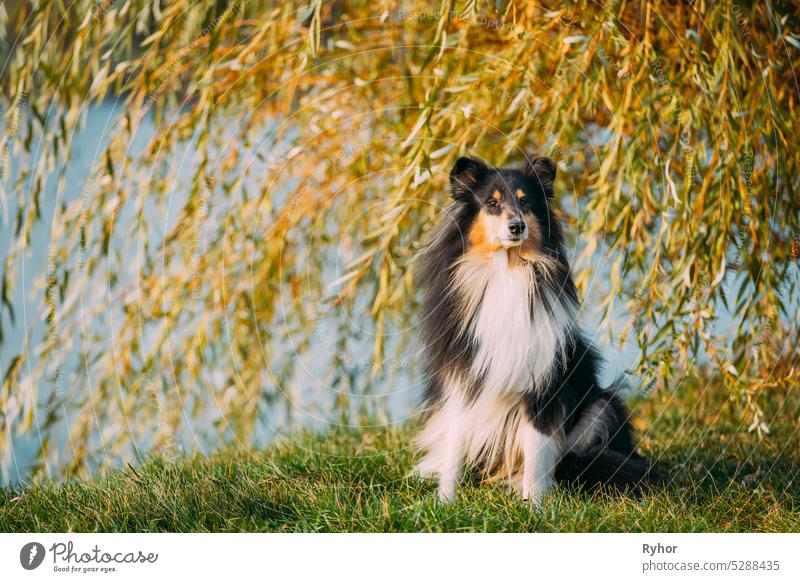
(1, 1, 798, 484)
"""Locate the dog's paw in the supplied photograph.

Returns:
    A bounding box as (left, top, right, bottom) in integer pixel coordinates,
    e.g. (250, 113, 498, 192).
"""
(437, 484, 456, 504)
(522, 480, 554, 509)
(522, 490, 546, 509)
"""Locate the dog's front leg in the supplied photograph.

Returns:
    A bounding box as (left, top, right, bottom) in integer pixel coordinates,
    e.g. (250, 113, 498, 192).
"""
(435, 394, 467, 503)
(437, 425, 465, 503)
(521, 422, 560, 506)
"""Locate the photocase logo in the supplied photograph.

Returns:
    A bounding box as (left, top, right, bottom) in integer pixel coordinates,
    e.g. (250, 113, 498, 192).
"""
(20, 542, 46, 570)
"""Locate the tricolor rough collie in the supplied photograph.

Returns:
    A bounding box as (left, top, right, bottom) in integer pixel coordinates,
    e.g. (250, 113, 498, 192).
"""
(415, 154, 652, 504)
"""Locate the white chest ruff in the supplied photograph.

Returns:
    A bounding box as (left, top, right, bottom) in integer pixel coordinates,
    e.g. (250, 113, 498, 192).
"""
(454, 251, 574, 397)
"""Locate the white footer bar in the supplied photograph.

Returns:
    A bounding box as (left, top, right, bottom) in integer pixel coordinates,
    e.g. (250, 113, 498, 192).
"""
(1, 533, 797, 581)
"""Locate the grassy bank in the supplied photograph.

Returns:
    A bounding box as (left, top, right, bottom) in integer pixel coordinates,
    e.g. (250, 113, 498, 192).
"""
(2, 383, 798, 532)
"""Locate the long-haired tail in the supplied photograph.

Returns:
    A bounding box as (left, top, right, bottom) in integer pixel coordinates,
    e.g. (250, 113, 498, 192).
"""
(555, 447, 658, 493)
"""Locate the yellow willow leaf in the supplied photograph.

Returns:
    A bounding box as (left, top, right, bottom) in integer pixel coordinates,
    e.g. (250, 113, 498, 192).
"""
(429, 143, 455, 159)
(400, 110, 430, 150)
(681, 255, 696, 288)
(664, 159, 680, 205)
(711, 257, 727, 287)
(373, 313, 384, 369)
(372, 263, 389, 316)
(345, 248, 379, 271)
(326, 269, 360, 290)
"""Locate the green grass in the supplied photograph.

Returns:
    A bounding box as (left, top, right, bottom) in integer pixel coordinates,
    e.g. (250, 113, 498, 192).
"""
(2, 383, 799, 532)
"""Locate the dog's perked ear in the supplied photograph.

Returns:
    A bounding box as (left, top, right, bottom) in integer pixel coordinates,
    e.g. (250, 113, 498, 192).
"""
(521, 155, 556, 197)
(449, 156, 488, 202)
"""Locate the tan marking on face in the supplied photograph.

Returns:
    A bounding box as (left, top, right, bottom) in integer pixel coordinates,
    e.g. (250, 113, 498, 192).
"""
(468, 210, 506, 258)
(515, 189, 525, 199)
(491, 190, 501, 201)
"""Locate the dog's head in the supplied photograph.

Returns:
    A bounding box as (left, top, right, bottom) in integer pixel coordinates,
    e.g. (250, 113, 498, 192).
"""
(449, 154, 560, 259)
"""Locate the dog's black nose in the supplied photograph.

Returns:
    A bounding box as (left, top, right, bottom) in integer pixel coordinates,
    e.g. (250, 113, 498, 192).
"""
(508, 219, 525, 236)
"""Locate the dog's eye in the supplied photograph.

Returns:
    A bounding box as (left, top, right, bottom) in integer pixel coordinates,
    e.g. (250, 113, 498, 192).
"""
(518, 198, 529, 209)
(486, 198, 499, 208)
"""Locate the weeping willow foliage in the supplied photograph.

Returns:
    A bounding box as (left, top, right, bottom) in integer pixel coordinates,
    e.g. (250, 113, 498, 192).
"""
(1, 0, 798, 480)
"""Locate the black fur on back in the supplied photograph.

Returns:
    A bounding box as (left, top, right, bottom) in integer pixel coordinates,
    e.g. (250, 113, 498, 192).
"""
(417, 201, 480, 405)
